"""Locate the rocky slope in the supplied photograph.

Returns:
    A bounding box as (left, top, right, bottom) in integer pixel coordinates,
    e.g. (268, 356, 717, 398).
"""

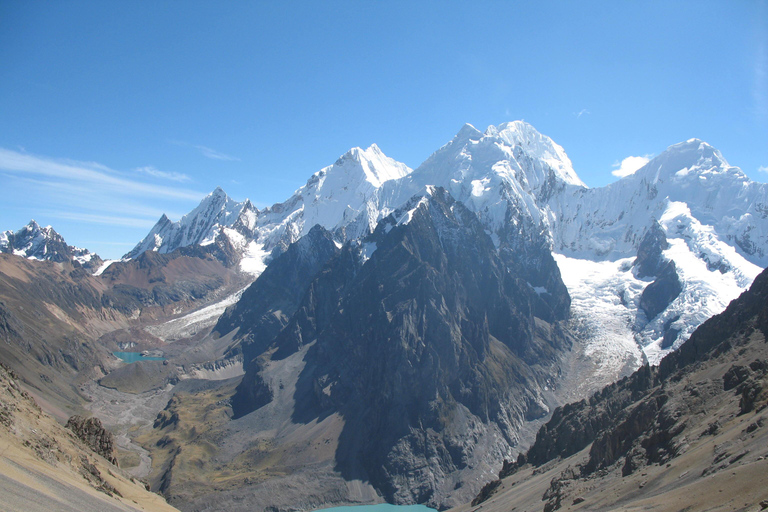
(460, 265, 768, 512)
(0, 363, 181, 512)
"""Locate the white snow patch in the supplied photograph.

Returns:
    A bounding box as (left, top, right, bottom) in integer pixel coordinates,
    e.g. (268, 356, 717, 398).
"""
(240, 241, 270, 276)
(73, 252, 93, 264)
(471, 178, 491, 197)
(93, 259, 125, 276)
(360, 241, 377, 263)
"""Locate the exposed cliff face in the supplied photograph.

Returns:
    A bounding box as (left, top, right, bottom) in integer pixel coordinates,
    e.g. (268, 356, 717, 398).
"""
(221, 188, 571, 508)
(634, 220, 669, 279)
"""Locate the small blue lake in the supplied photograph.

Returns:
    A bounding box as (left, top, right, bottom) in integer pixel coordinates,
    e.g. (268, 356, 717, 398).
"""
(113, 351, 165, 363)
(314, 505, 436, 512)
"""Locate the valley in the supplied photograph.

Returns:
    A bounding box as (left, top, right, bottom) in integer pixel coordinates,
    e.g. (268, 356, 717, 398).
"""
(2, 121, 768, 511)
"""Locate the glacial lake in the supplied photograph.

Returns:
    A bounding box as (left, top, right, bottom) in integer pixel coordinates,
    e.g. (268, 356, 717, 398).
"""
(313, 505, 436, 512)
(113, 351, 166, 363)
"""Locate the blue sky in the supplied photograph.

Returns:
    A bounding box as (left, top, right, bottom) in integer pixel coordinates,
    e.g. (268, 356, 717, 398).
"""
(1, 1, 767, 259)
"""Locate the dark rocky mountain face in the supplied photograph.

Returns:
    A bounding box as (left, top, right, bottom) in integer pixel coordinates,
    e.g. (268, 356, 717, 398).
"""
(639, 260, 682, 322)
(214, 225, 341, 417)
(634, 220, 669, 279)
(223, 188, 572, 507)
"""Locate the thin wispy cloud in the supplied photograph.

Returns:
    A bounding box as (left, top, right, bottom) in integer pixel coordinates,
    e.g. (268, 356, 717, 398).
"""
(136, 165, 191, 182)
(170, 140, 240, 161)
(5, 174, 189, 221)
(0, 148, 203, 238)
(612, 155, 652, 178)
(196, 145, 240, 161)
(759, 165, 768, 174)
(575, 108, 590, 118)
(0, 148, 203, 200)
(46, 211, 157, 229)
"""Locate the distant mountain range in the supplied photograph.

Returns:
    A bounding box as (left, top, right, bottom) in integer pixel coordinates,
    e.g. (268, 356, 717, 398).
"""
(1, 219, 103, 271)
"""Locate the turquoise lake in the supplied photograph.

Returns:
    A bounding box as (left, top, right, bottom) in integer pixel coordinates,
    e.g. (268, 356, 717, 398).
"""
(314, 505, 436, 512)
(113, 351, 165, 363)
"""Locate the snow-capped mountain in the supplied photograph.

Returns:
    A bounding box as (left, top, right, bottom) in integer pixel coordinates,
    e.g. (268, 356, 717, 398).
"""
(76, 122, 768, 511)
(550, 138, 768, 265)
(125, 187, 259, 258)
(548, 139, 766, 364)
(127, 122, 768, 368)
(127, 145, 411, 274)
(253, 142, 412, 250)
(0, 220, 101, 269)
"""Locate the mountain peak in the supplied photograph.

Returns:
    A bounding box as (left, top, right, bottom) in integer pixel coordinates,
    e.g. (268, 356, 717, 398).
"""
(0, 220, 100, 267)
(208, 186, 229, 200)
(635, 138, 738, 186)
(454, 123, 483, 142)
(330, 144, 411, 188)
(125, 187, 255, 259)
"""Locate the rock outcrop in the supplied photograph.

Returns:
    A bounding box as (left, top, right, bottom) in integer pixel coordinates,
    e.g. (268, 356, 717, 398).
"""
(66, 415, 119, 466)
